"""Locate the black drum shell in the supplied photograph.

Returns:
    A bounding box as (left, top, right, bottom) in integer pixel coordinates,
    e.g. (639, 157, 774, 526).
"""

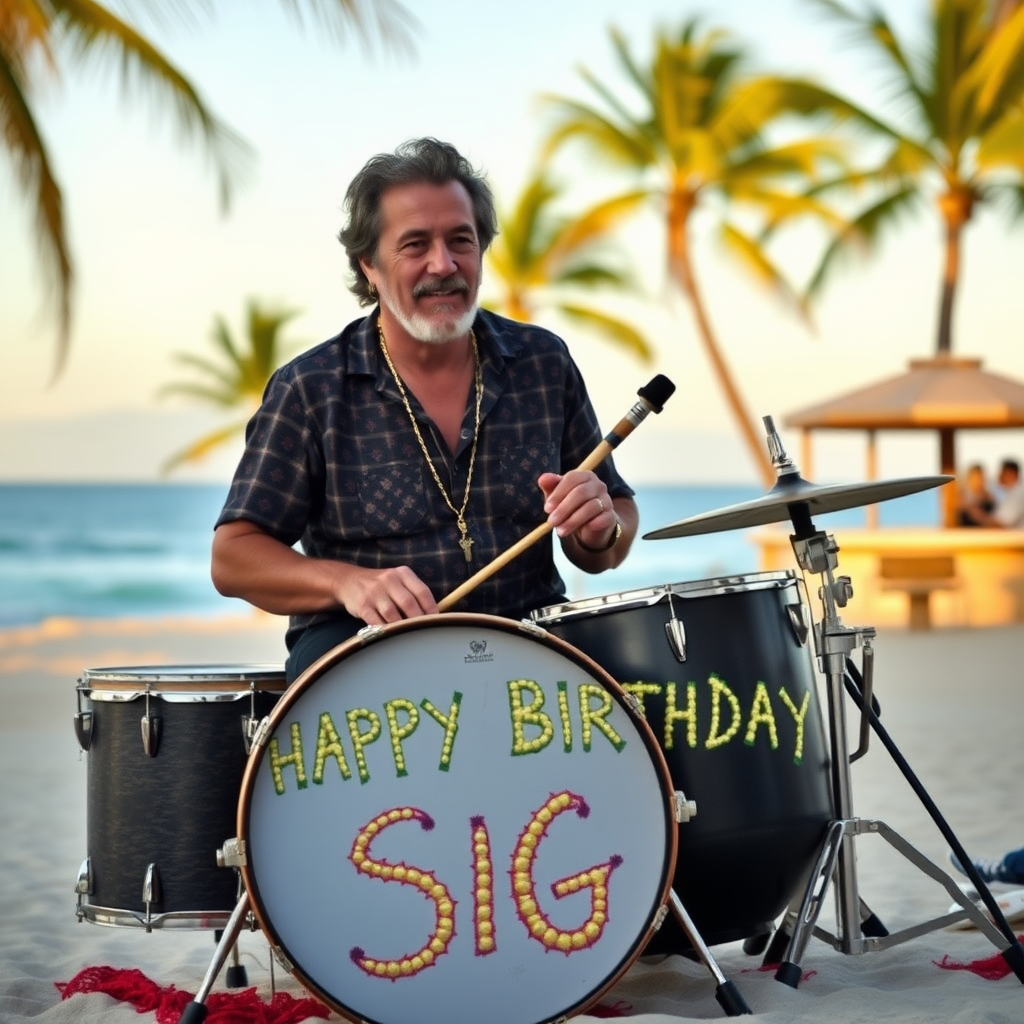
(533, 574, 834, 948)
(77, 666, 284, 927)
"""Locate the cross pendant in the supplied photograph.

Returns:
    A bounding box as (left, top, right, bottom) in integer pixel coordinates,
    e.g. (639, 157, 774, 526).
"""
(458, 524, 473, 562)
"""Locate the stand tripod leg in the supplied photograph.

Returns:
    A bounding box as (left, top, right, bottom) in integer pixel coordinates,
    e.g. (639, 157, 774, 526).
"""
(774, 819, 844, 987)
(667, 890, 751, 1016)
(177, 890, 250, 1024)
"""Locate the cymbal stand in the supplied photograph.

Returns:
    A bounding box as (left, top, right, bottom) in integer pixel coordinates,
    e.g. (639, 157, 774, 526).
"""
(761, 422, 1024, 988)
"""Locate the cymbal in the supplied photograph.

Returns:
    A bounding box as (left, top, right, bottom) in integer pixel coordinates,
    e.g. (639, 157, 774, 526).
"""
(643, 473, 953, 539)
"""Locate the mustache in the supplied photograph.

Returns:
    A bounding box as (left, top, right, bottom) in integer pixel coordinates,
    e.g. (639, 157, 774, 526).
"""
(412, 276, 469, 297)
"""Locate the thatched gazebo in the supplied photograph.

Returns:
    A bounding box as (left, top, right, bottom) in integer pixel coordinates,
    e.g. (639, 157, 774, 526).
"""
(784, 355, 1024, 527)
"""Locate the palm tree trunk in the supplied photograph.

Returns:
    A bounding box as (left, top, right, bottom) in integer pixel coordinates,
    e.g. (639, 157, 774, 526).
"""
(669, 209, 776, 488)
(936, 188, 971, 356)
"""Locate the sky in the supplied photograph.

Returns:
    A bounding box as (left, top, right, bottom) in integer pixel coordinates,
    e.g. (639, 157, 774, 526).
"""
(2, 0, 1022, 486)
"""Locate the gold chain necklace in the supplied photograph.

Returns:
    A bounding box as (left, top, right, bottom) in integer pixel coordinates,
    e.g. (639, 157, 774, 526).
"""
(378, 322, 483, 562)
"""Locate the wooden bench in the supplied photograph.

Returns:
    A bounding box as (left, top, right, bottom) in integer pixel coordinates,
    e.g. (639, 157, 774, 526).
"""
(878, 555, 961, 630)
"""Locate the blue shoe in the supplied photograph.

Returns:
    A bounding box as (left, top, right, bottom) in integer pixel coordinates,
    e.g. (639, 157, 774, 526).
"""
(950, 851, 1024, 886)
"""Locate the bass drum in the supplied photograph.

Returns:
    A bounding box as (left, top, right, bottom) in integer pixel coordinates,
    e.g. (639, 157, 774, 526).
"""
(74, 664, 286, 929)
(531, 570, 834, 948)
(237, 614, 678, 1024)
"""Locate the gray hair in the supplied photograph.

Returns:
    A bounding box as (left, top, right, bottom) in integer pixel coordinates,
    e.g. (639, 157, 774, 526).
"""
(338, 137, 498, 306)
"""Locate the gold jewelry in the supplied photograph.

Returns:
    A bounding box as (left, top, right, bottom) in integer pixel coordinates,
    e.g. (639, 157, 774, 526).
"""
(577, 515, 622, 554)
(378, 322, 482, 563)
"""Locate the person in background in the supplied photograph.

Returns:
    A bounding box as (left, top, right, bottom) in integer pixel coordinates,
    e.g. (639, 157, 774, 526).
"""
(960, 458, 1024, 528)
(210, 137, 638, 682)
(952, 845, 1024, 886)
(955, 462, 996, 526)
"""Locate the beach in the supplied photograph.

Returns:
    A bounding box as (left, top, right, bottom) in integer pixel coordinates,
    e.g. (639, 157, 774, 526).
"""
(1, 611, 1022, 1023)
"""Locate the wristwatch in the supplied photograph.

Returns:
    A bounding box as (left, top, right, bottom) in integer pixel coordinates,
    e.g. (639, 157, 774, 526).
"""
(576, 516, 622, 553)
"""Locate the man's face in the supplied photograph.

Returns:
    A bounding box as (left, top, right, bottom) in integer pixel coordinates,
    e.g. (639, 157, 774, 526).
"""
(362, 180, 482, 344)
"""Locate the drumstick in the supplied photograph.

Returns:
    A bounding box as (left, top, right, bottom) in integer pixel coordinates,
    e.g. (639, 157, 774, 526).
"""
(438, 374, 676, 612)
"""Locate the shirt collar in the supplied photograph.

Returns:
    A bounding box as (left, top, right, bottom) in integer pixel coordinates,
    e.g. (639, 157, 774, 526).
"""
(342, 307, 523, 379)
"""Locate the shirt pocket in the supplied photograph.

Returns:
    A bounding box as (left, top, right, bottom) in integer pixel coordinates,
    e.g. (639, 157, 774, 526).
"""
(356, 462, 429, 536)
(499, 441, 559, 522)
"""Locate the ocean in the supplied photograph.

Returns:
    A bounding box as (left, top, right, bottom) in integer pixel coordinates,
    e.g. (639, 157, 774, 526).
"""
(0, 482, 942, 628)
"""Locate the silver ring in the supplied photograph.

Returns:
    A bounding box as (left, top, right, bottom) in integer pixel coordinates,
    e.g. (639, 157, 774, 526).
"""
(596, 497, 606, 513)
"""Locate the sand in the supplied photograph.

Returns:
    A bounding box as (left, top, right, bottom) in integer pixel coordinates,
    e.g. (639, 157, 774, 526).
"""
(1, 611, 1022, 1023)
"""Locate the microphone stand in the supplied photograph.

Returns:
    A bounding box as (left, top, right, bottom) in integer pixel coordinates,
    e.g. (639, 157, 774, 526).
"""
(759, 419, 1024, 987)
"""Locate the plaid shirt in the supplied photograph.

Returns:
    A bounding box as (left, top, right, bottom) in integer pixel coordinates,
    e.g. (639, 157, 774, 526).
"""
(216, 308, 634, 650)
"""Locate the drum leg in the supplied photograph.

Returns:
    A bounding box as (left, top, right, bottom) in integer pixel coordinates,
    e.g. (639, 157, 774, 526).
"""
(225, 942, 248, 989)
(212, 929, 249, 988)
(176, 891, 250, 1024)
(668, 890, 751, 1016)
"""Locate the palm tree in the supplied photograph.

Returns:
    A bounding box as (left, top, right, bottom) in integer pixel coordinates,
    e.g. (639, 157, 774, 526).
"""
(780, 0, 1024, 358)
(541, 21, 847, 486)
(157, 299, 303, 474)
(484, 167, 655, 364)
(0, 0, 413, 379)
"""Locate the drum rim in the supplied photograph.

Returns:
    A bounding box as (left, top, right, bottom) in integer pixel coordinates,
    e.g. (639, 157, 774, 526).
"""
(81, 663, 286, 681)
(78, 664, 287, 698)
(236, 612, 679, 1024)
(529, 568, 801, 623)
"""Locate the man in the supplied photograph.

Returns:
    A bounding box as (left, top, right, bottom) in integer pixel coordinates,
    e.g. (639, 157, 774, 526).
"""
(962, 458, 1024, 528)
(211, 138, 638, 682)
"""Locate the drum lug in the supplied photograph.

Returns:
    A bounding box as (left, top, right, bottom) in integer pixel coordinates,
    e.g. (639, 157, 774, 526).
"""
(140, 713, 161, 756)
(74, 856, 93, 895)
(664, 616, 687, 662)
(516, 618, 548, 640)
(242, 715, 259, 754)
(652, 902, 670, 931)
(356, 623, 386, 644)
(217, 838, 248, 869)
(141, 687, 160, 756)
(786, 601, 811, 647)
(271, 944, 295, 975)
(74, 856, 94, 921)
(142, 863, 162, 931)
(74, 856, 93, 921)
(674, 790, 698, 823)
(74, 711, 94, 751)
(242, 682, 264, 753)
(247, 715, 273, 753)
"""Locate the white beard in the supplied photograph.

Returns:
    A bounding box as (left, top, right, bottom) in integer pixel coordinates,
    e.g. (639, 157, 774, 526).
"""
(376, 277, 478, 344)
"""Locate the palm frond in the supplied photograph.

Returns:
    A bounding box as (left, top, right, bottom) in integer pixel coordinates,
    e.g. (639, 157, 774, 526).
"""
(53, 0, 255, 212)
(718, 222, 811, 325)
(545, 190, 650, 265)
(0, 45, 72, 380)
(555, 263, 634, 290)
(555, 304, 655, 363)
(983, 180, 1024, 221)
(541, 92, 655, 168)
(275, 0, 419, 55)
(975, 107, 1024, 171)
(159, 418, 251, 476)
(962, 3, 1024, 123)
(803, 184, 925, 299)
